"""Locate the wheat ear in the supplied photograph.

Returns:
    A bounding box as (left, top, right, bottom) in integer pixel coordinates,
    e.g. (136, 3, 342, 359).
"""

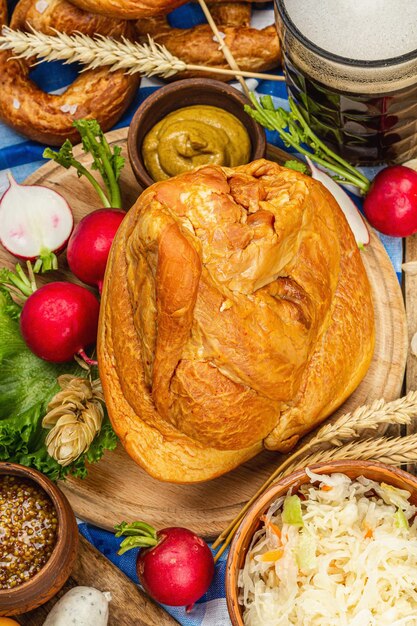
(0, 26, 285, 82)
(212, 391, 417, 559)
(283, 434, 417, 476)
(308, 391, 417, 447)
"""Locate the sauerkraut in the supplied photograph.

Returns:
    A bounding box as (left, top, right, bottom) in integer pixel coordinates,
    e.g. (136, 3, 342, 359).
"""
(239, 470, 417, 625)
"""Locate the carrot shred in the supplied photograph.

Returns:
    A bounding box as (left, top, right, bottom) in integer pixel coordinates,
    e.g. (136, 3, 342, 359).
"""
(362, 521, 374, 538)
(261, 515, 282, 542)
(260, 549, 284, 562)
(321, 485, 333, 492)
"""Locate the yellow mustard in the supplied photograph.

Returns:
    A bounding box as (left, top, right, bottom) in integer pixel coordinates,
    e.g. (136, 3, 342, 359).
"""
(142, 105, 251, 182)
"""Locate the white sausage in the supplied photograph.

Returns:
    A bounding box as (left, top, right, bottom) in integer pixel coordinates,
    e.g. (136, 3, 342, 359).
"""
(42, 586, 111, 626)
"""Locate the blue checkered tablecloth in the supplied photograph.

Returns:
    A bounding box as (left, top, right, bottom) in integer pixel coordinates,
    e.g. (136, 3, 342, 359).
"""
(1, 1, 403, 623)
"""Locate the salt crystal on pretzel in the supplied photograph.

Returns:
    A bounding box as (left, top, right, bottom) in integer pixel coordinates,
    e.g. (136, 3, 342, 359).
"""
(35, 0, 49, 13)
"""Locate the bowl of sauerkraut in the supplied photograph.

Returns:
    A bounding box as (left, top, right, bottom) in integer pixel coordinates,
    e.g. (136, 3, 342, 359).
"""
(225, 460, 417, 626)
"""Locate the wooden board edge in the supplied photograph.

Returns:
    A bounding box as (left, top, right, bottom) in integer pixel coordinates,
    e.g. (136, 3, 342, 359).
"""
(405, 234, 416, 473)
(18, 535, 180, 626)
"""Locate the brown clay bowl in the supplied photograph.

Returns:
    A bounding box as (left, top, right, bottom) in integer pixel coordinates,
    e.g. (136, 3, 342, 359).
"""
(0, 462, 78, 616)
(225, 460, 417, 626)
(127, 78, 267, 189)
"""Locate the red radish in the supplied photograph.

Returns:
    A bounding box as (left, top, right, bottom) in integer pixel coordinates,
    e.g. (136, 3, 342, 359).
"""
(0, 174, 73, 272)
(67, 209, 125, 292)
(363, 165, 417, 237)
(115, 521, 215, 608)
(20, 282, 100, 363)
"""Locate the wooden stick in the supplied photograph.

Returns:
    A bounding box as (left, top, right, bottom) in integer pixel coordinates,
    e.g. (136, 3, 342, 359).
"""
(197, 0, 251, 98)
(186, 65, 285, 81)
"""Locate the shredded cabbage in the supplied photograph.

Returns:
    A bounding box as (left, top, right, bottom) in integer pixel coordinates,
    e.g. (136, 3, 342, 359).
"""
(239, 471, 417, 625)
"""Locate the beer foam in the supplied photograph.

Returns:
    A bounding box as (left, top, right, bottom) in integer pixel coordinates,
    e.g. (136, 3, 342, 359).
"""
(283, 0, 417, 61)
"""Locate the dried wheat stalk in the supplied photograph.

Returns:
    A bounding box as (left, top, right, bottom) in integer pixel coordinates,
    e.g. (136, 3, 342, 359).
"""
(283, 434, 417, 476)
(0, 27, 284, 82)
(309, 391, 417, 447)
(212, 391, 417, 560)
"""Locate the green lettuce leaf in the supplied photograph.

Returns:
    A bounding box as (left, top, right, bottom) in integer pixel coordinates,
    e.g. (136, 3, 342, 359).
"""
(0, 288, 117, 480)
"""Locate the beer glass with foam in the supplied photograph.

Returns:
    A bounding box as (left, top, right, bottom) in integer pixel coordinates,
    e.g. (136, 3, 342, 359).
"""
(275, 0, 417, 164)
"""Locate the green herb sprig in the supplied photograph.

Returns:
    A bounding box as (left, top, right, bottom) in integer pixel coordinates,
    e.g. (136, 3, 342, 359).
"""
(0, 262, 37, 304)
(43, 119, 124, 209)
(115, 521, 159, 554)
(246, 95, 371, 194)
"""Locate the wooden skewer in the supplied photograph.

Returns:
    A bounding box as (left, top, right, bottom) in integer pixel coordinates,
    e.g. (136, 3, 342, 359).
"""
(197, 0, 251, 98)
(186, 65, 285, 81)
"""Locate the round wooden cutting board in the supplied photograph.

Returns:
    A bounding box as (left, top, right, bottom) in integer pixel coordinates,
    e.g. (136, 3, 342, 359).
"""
(12, 128, 407, 537)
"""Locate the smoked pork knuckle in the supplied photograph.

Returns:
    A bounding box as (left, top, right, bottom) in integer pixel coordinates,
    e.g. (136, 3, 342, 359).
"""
(98, 159, 375, 483)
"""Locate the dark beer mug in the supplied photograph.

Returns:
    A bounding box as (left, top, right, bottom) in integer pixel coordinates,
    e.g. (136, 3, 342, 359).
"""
(274, 0, 417, 165)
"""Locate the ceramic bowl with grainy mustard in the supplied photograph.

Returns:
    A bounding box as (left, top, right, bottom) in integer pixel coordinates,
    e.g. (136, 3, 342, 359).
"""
(226, 460, 417, 626)
(127, 78, 266, 189)
(0, 462, 78, 616)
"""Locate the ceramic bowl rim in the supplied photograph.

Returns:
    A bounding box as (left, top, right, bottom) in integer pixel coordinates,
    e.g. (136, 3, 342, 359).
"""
(225, 459, 417, 626)
(0, 462, 78, 613)
(127, 78, 267, 189)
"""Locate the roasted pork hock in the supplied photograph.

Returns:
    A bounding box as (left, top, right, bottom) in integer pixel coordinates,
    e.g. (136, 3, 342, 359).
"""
(98, 159, 375, 482)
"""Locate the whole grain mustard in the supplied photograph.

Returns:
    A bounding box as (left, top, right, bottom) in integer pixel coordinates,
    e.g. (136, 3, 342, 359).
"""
(0, 476, 57, 589)
(142, 105, 251, 181)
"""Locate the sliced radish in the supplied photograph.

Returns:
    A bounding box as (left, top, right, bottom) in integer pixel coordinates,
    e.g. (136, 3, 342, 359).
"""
(305, 157, 370, 246)
(0, 174, 73, 272)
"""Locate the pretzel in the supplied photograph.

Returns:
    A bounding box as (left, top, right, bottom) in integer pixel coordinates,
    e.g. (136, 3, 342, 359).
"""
(0, 0, 140, 145)
(67, 0, 269, 19)
(207, 2, 251, 27)
(135, 7, 280, 80)
(10, 0, 135, 36)
(0, 0, 6, 26)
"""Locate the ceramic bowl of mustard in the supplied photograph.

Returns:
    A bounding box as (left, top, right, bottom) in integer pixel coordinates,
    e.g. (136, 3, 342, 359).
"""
(225, 460, 417, 626)
(127, 78, 267, 188)
(0, 462, 78, 616)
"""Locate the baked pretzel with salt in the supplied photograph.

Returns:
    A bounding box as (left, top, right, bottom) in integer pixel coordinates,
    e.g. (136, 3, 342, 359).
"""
(0, 0, 140, 145)
(134, 3, 280, 80)
(67, 0, 269, 19)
